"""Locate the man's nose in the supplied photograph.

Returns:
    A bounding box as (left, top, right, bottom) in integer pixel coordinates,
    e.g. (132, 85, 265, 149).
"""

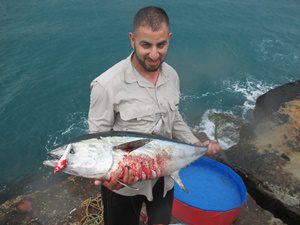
(149, 47, 159, 61)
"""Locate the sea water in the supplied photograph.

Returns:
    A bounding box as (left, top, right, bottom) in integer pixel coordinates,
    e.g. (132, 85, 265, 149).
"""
(0, 0, 299, 190)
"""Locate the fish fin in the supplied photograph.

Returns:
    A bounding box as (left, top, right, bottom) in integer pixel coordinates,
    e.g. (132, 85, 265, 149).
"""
(113, 139, 152, 152)
(117, 180, 139, 190)
(171, 171, 188, 193)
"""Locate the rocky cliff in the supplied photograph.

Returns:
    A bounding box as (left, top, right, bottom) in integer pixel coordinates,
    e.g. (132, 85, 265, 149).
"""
(218, 80, 300, 225)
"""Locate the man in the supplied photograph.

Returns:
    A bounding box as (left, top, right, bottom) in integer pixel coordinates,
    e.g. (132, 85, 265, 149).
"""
(88, 6, 220, 225)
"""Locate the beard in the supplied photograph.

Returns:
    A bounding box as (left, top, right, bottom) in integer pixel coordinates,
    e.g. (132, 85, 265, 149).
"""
(134, 51, 165, 72)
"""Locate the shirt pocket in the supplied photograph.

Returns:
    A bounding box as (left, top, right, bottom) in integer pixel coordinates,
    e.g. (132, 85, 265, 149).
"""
(115, 105, 156, 132)
(164, 101, 179, 125)
(119, 106, 156, 121)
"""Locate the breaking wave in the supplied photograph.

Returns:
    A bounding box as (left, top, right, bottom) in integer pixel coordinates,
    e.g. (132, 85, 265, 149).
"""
(193, 109, 240, 150)
(190, 76, 277, 149)
(223, 76, 276, 118)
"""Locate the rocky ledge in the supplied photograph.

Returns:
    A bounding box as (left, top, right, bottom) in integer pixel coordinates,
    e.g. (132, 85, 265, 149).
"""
(215, 80, 300, 225)
(0, 176, 288, 225)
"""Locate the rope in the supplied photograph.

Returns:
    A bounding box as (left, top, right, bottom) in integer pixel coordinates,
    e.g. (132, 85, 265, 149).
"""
(80, 194, 104, 225)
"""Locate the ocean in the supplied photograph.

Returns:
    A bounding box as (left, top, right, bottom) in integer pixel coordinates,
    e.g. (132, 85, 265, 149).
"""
(0, 0, 299, 192)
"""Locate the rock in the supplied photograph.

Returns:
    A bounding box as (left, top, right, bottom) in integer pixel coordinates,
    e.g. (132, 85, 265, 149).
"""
(208, 112, 245, 149)
(0, 171, 287, 225)
(16, 198, 33, 213)
(193, 111, 245, 150)
(253, 80, 300, 122)
(218, 80, 300, 225)
(233, 194, 287, 225)
(0, 176, 100, 224)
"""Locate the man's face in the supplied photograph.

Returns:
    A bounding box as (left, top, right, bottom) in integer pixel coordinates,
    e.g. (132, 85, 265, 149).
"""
(129, 23, 172, 72)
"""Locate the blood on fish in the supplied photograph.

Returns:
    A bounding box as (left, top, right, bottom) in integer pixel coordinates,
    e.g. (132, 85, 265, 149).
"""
(118, 154, 167, 180)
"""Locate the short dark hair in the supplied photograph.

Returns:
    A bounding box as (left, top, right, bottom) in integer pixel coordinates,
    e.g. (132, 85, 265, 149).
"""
(133, 6, 169, 32)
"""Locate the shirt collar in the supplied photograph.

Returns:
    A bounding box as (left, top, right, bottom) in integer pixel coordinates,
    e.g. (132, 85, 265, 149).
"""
(124, 53, 169, 87)
(124, 53, 136, 84)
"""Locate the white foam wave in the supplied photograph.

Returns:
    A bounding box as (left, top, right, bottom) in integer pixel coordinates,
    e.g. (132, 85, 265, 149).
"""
(180, 92, 210, 101)
(193, 109, 241, 150)
(193, 109, 219, 140)
(180, 90, 226, 102)
(224, 76, 276, 117)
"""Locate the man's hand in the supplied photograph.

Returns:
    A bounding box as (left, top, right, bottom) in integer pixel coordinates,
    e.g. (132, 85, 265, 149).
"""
(94, 167, 139, 190)
(194, 140, 221, 156)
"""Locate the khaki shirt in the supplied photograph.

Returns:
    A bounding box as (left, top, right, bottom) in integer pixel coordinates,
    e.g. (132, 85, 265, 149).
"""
(88, 54, 199, 200)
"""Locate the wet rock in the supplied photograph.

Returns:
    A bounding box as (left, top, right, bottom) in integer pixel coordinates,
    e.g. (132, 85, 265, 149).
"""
(193, 112, 245, 150)
(253, 80, 300, 122)
(218, 80, 300, 225)
(233, 194, 287, 225)
(208, 112, 245, 149)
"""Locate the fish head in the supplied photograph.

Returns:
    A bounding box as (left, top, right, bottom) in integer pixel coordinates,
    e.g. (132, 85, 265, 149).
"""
(44, 140, 115, 179)
(47, 145, 69, 159)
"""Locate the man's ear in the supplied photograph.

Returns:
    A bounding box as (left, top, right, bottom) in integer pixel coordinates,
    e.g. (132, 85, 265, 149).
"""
(168, 32, 173, 40)
(129, 32, 135, 49)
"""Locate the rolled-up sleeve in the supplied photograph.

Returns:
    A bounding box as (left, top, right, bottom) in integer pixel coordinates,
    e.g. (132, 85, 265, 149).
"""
(88, 81, 114, 133)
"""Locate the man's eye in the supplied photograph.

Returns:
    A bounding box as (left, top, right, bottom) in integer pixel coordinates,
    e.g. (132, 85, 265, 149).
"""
(157, 43, 166, 49)
(157, 42, 167, 49)
(141, 43, 151, 48)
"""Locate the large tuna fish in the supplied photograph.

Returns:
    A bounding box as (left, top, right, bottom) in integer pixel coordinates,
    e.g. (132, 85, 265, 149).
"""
(43, 131, 207, 191)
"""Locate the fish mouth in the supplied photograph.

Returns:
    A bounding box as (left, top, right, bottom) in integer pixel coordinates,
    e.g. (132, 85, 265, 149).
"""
(43, 159, 57, 168)
(47, 152, 61, 160)
(46, 145, 73, 159)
